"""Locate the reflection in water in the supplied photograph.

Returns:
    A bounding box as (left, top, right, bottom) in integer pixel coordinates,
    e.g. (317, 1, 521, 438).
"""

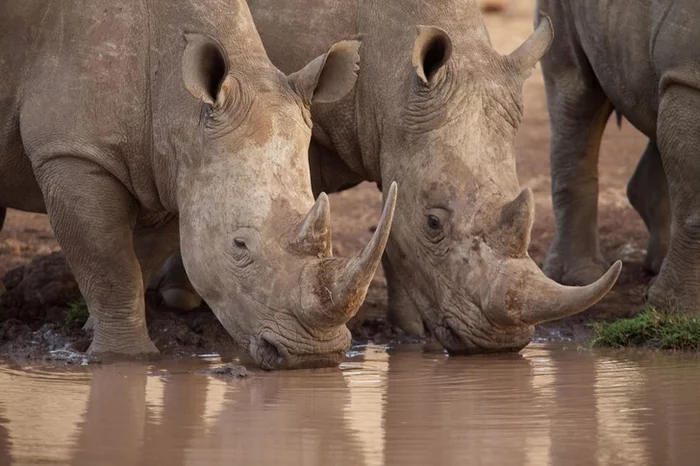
(0, 365, 91, 465)
(1, 344, 700, 466)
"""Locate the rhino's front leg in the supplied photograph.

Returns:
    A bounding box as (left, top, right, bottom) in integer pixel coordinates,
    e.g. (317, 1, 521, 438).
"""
(541, 38, 613, 286)
(84, 216, 180, 333)
(626, 140, 671, 274)
(649, 84, 700, 313)
(37, 158, 158, 355)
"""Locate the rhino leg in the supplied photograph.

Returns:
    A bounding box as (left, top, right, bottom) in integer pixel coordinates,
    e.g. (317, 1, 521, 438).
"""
(541, 27, 613, 286)
(383, 255, 426, 336)
(150, 251, 203, 311)
(648, 84, 700, 313)
(83, 217, 179, 333)
(37, 158, 158, 355)
(626, 140, 671, 274)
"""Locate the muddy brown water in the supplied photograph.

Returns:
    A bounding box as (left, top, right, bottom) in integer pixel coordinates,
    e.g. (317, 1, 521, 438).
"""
(1, 343, 699, 466)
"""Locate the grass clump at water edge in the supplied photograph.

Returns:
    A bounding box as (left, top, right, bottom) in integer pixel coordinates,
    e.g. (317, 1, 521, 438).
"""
(590, 306, 700, 350)
(65, 298, 89, 325)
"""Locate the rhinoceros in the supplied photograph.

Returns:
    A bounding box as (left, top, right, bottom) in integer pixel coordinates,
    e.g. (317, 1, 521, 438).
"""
(155, 0, 622, 353)
(0, 0, 401, 369)
(538, 0, 700, 313)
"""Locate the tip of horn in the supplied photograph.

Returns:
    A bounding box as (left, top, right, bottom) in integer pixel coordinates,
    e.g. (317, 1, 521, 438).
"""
(512, 259, 623, 326)
(357, 181, 397, 265)
(604, 260, 623, 290)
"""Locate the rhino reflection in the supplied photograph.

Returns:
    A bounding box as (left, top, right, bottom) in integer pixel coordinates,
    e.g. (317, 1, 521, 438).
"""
(341, 346, 390, 466)
(185, 369, 370, 465)
(0, 368, 90, 465)
(383, 348, 547, 465)
(71, 364, 149, 466)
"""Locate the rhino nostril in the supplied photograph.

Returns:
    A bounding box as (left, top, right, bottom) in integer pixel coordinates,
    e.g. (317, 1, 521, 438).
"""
(257, 337, 285, 370)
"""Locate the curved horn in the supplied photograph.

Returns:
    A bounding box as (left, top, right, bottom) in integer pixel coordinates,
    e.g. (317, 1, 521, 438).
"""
(299, 182, 398, 327)
(292, 192, 333, 257)
(507, 13, 554, 74)
(492, 259, 622, 326)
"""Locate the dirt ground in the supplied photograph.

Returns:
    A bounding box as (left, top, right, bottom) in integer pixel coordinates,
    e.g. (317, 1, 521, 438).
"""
(0, 1, 651, 359)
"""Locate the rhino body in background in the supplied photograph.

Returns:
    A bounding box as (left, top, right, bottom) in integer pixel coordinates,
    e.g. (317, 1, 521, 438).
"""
(158, 0, 621, 353)
(538, 0, 700, 313)
(0, 0, 399, 369)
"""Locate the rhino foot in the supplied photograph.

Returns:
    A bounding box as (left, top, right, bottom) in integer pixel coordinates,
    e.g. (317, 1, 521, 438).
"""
(543, 251, 610, 286)
(646, 279, 700, 315)
(87, 327, 159, 358)
(647, 249, 700, 314)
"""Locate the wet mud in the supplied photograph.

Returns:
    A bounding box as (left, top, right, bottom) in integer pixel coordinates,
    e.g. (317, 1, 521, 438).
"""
(0, 0, 655, 361)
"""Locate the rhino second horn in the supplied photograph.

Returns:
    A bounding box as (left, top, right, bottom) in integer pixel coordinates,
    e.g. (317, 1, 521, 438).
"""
(498, 188, 535, 258)
(500, 259, 622, 326)
(507, 13, 554, 74)
(292, 192, 333, 258)
(299, 182, 398, 328)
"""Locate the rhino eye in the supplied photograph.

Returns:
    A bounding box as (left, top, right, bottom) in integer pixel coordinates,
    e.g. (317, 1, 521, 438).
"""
(233, 238, 247, 249)
(427, 215, 442, 231)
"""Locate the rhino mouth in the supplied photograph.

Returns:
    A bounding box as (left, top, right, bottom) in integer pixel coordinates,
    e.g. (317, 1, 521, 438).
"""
(251, 333, 347, 370)
(430, 314, 533, 356)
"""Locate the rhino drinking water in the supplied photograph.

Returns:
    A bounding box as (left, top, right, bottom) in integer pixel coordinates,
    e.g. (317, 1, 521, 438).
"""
(538, 0, 700, 313)
(158, 0, 621, 353)
(0, 0, 399, 369)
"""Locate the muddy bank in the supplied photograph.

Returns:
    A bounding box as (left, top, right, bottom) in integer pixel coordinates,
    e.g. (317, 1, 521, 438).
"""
(0, 252, 419, 362)
(0, 250, 646, 361)
(0, 252, 238, 361)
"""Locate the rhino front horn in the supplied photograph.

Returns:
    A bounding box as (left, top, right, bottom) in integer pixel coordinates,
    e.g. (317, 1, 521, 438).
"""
(492, 258, 622, 326)
(298, 182, 398, 328)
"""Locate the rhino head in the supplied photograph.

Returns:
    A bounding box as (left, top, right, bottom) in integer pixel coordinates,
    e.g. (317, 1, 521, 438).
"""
(374, 15, 620, 353)
(176, 33, 396, 369)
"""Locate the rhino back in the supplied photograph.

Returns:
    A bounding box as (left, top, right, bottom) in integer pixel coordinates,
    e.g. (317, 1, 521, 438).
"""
(2, 0, 267, 213)
(0, 0, 151, 212)
(564, 0, 674, 137)
(249, 0, 359, 73)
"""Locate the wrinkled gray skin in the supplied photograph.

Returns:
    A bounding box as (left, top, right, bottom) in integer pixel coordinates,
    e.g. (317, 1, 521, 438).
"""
(0, 0, 400, 369)
(539, 0, 700, 313)
(157, 0, 622, 353)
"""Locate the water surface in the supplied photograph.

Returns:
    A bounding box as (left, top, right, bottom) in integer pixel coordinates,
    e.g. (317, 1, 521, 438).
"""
(1, 343, 699, 465)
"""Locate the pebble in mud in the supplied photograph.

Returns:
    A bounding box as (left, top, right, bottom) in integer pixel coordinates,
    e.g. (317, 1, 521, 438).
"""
(196, 364, 249, 379)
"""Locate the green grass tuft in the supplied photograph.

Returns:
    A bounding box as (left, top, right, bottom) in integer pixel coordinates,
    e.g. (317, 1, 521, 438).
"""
(590, 306, 700, 350)
(65, 298, 89, 325)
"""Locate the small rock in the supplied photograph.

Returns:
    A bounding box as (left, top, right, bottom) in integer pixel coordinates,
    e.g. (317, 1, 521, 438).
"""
(197, 364, 249, 379)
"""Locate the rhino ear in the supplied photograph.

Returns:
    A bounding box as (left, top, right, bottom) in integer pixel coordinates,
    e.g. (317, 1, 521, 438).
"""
(288, 40, 361, 104)
(412, 26, 453, 86)
(182, 33, 229, 106)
